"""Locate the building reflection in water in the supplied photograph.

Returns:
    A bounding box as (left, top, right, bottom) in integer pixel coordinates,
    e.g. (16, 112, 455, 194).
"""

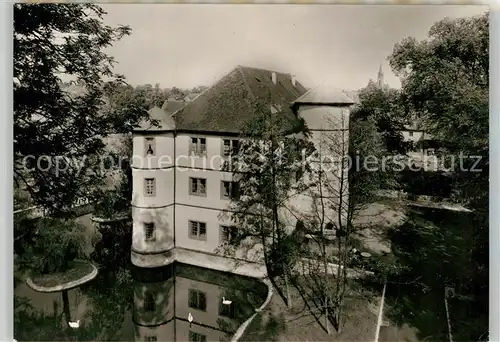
(132, 263, 267, 342)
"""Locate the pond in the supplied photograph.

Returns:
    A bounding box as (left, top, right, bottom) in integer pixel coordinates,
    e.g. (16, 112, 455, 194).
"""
(14, 263, 269, 341)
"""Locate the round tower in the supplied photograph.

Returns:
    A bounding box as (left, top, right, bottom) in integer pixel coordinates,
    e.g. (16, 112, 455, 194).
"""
(291, 85, 355, 232)
(131, 106, 177, 268)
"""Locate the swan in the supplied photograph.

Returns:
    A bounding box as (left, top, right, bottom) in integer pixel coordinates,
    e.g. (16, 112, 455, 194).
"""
(68, 320, 80, 328)
(222, 297, 232, 305)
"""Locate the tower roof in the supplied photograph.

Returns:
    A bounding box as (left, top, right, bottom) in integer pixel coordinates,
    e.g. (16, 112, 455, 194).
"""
(293, 85, 355, 105)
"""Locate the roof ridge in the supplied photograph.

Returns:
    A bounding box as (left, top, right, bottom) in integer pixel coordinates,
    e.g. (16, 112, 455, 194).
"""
(237, 64, 292, 76)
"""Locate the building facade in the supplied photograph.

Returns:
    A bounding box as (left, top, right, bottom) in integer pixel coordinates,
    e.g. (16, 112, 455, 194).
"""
(131, 66, 354, 270)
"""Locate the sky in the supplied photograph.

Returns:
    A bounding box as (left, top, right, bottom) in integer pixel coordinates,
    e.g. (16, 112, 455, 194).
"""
(101, 4, 487, 91)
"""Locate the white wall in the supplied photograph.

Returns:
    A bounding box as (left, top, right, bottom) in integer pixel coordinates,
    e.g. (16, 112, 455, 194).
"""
(131, 103, 351, 265)
(132, 206, 175, 253)
(132, 168, 175, 207)
(175, 205, 232, 254)
(133, 133, 175, 169)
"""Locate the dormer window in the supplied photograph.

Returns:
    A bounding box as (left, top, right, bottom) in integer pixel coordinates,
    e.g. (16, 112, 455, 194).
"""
(145, 137, 155, 156)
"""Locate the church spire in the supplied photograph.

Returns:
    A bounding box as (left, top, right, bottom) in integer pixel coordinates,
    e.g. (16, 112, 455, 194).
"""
(377, 64, 384, 88)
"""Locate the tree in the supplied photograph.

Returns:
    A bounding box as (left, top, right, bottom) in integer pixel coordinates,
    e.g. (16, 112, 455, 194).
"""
(16, 217, 88, 275)
(220, 99, 314, 309)
(299, 112, 388, 333)
(387, 12, 488, 341)
(351, 82, 410, 154)
(14, 4, 150, 215)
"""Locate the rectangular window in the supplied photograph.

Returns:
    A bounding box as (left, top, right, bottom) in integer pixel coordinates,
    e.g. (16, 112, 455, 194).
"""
(222, 139, 239, 156)
(190, 178, 206, 197)
(189, 331, 207, 342)
(144, 222, 156, 242)
(189, 221, 207, 241)
(220, 225, 238, 244)
(188, 289, 207, 311)
(190, 137, 207, 156)
(219, 299, 235, 318)
(221, 181, 239, 200)
(144, 178, 156, 197)
(409, 131, 413, 137)
(145, 137, 155, 156)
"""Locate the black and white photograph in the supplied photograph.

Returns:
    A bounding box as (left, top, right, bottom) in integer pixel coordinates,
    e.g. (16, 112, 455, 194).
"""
(12, 3, 489, 342)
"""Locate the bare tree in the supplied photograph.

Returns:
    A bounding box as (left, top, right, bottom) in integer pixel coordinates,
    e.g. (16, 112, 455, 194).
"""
(298, 111, 386, 333)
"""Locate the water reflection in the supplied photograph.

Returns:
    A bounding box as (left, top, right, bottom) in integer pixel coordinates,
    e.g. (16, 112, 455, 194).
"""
(14, 263, 267, 341)
(132, 263, 267, 342)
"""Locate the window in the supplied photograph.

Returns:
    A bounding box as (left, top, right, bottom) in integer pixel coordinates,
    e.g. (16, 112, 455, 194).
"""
(409, 131, 413, 137)
(219, 299, 235, 318)
(144, 222, 156, 242)
(189, 221, 207, 241)
(222, 139, 239, 156)
(190, 137, 207, 156)
(188, 289, 207, 311)
(189, 331, 207, 342)
(190, 177, 206, 197)
(144, 178, 156, 197)
(220, 225, 238, 244)
(145, 137, 155, 156)
(325, 222, 334, 231)
(145, 337, 157, 342)
(426, 148, 435, 156)
(221, 181, 240, 200)
(144, 291, 155, 312)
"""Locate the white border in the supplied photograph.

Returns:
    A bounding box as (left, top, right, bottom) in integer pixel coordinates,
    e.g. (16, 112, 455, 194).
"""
(490, 4, 499, 342)
(3, 3, 497, 342)
(1, 1, 13, 341)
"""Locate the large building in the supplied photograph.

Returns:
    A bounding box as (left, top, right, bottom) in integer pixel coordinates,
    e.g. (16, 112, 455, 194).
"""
(131, 66, 355, 270)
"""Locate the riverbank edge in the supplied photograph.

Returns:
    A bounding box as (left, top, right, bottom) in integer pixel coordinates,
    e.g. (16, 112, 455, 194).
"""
(230, 277, 273, 342)
(26, 261, 98, 293)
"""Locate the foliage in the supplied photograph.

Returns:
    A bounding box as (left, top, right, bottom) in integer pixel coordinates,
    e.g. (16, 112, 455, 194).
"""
(17, 217, 88, 275)
(90, 219, 132, 273)
(14, 4, 150, 215)
(386, 12, 488, 341)
(222, 97, 315, 308)
(350, 83, 410, 154)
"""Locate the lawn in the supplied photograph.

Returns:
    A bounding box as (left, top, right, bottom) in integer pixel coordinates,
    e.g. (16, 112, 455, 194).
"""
(30, 260, 95, 288)
(240, 275, 381, 342)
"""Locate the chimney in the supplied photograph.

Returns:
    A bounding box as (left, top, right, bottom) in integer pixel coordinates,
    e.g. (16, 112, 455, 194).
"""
(291, 75, 296, 87)
(271, 72, 277, 85)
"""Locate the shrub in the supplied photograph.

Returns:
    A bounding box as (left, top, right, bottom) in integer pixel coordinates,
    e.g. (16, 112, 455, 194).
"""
(19, 218, 88, 274)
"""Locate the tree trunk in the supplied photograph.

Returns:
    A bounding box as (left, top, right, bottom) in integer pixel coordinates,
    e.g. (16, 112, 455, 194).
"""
(62, 290, 71, 326)
(284, 271, 292, 309)
(325, 296, 331, 334)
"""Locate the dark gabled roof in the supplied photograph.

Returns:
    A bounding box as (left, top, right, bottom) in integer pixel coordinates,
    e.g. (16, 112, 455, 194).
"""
(172, 65, 309, 133)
